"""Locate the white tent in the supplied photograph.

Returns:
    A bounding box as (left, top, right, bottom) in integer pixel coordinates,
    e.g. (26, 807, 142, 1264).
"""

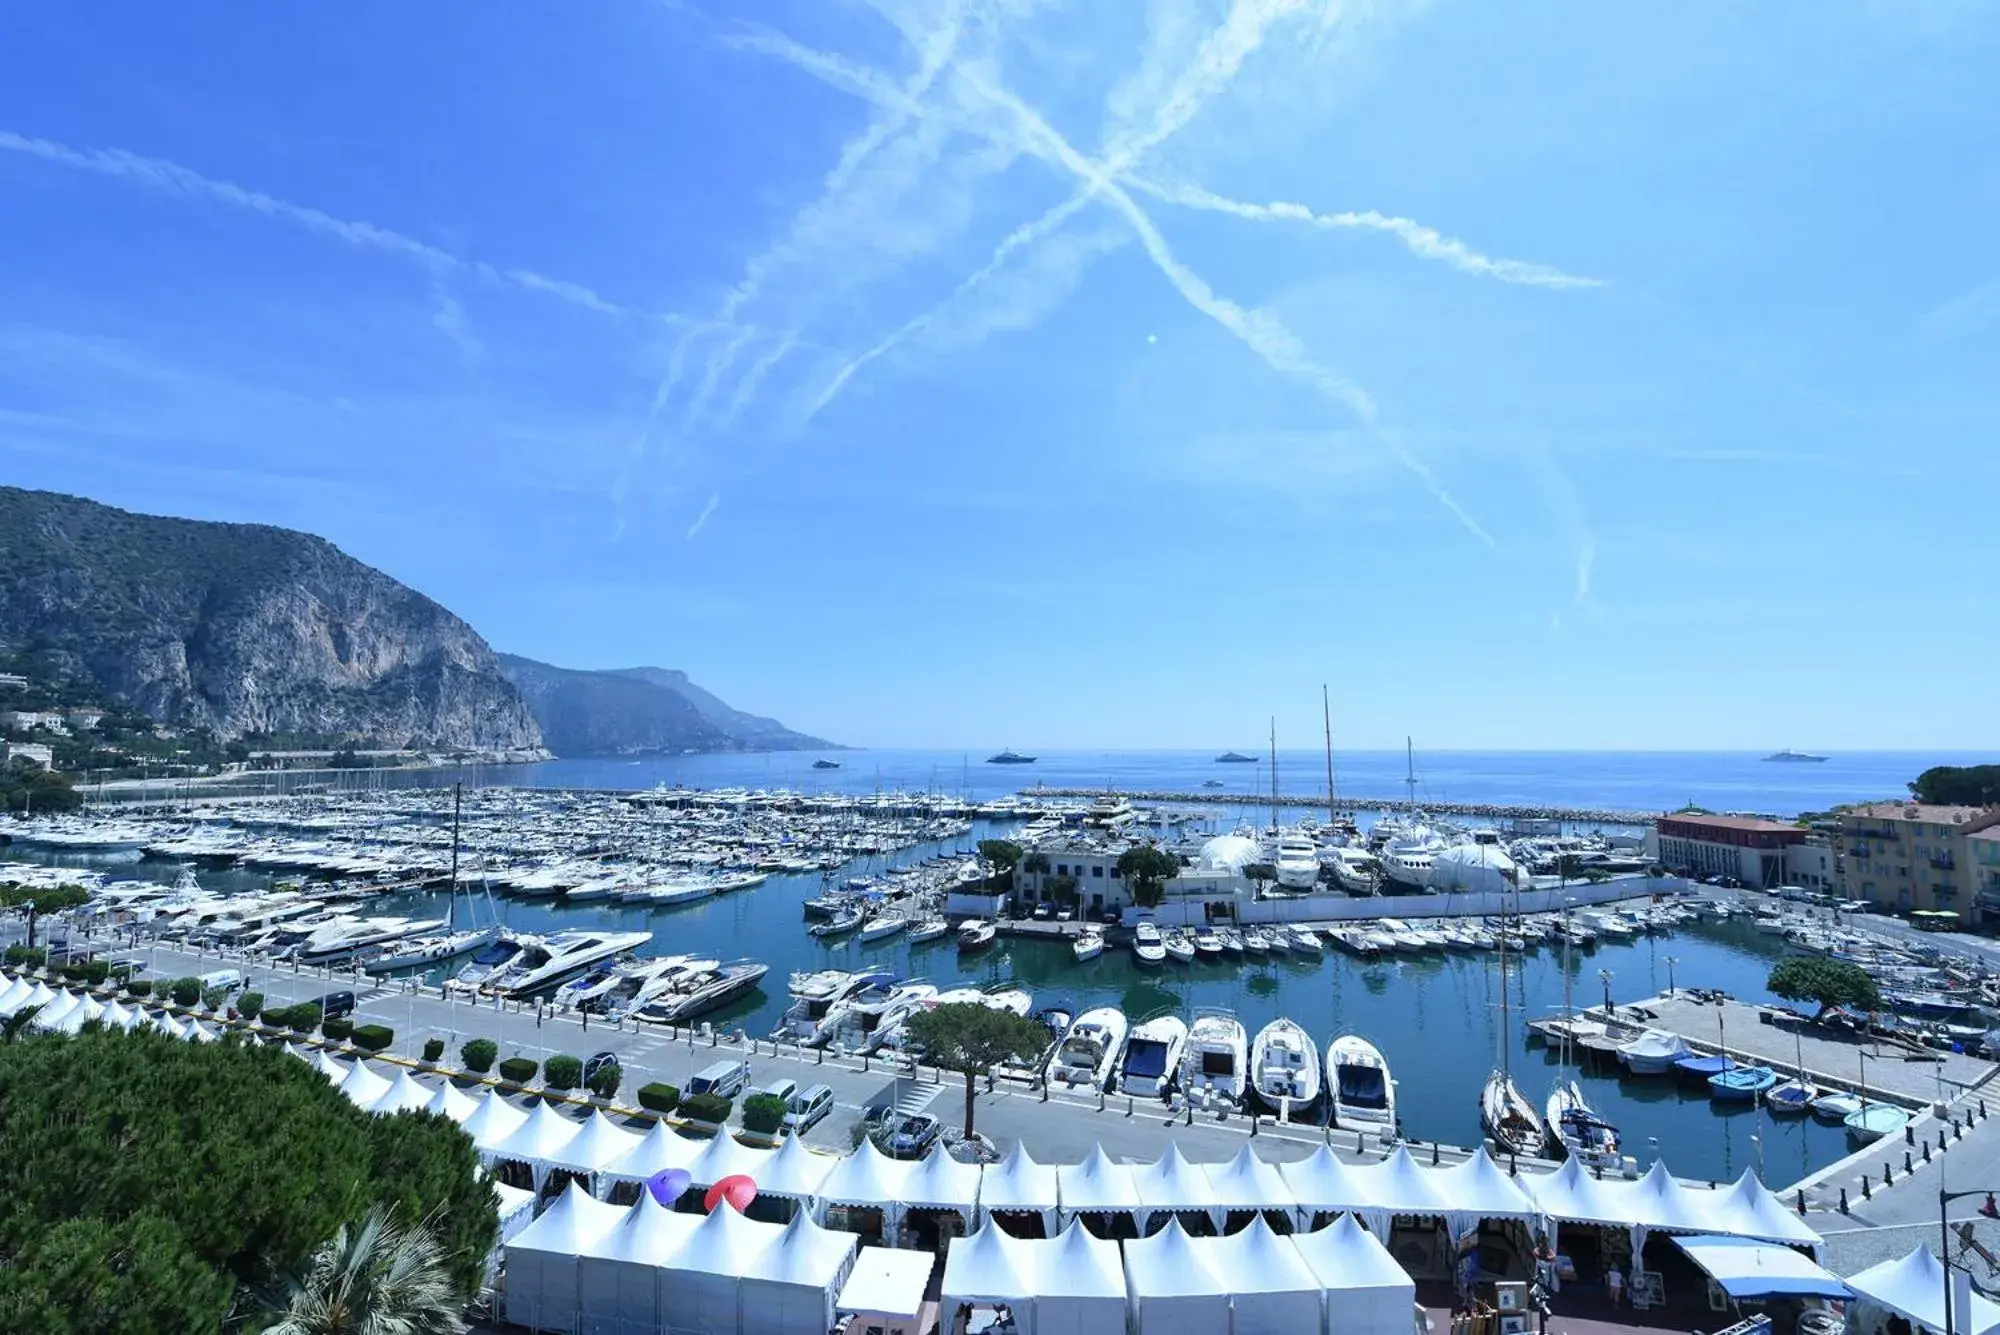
(463, 1092, 530, 1158)
(1716, 1171, 1825, 1254)
(1847, 1246, 2000, 1335)
(365, 1069, 437, 1117)
(741, 1208, 861, 1335)
(0, 978, 55, 1018)
(313, 1050, 351, 1083)
(1208, 1216, 1322, 1335)
(1291, 1213, 1417, 1335)
(1031, 1219, 1127, 1335)
(1523, 1157, 1625, 1228)
(282, 1041, 316, 1063)
(1124, 1218, 1229, 1335)
(1058, 1143, 1141, 1218)
(495, 1182, 538, 1245)
(1532, 1157, 1746, 1253)
(99, 1000, 142, 1032)
(31, 989, 81, 1031)
(337, 1059, 392, 1108)
(541, 1109, 643, 1183)
(184, 1019, 221, 1044)
(815, 1138, 914, 1226)
(684, 1130, 775, 1191)
(837, 1247, 935, 1335)
(905, 1144, 982, 1223)
(981, 1144, 1061, 1226)
(576, 1192, 701, 1335)
(424, 1078, 482, 1124)
(1135, 1143, 1218, 1230)
(1630, 1160, 1728, 1237)
(942, 1222, 1038, 1329)
(49, 992, 105, 1033)
(1670, 1236, 1847, 1300)
(600, 1119, 702, 1186)
(488, 1100, 584, 1181)
(1350, 1145, 1456, 1239)
(1282, 1144, 1372, 1220)
(0, 973, 29, 1015)
(757, 1134, 837, 1203)
(1433, 1148, 1540, 1239)
(503, 1181, 626, 1334)
(1204, 1145, 1300, 1226)
(153, 1012, 189, 1041)
(659, 1203, 785, 1334)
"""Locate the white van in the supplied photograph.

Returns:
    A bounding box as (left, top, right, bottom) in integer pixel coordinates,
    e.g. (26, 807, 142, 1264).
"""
(198, 968, 246, 994)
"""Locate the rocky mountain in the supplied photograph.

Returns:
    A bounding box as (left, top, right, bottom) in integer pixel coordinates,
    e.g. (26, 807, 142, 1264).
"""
(496, 655, 836, 757)
(0, 487, 542, 751)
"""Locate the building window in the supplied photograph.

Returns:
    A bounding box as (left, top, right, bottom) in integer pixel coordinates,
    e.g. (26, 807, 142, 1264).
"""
(1056, 864, 1068, 877)
(1091, 865, 1103, 878)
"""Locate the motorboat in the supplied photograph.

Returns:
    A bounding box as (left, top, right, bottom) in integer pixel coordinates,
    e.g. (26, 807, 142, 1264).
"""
(1275, 835, 1321, 890)
(1288, 926, 1324, 954)
(1709, 1065, 1778, 1101)
(1480, 1069, 1546, 1158)
(857, 913, 908, 944)
(604, 957, 716, 1020)
(1618, 1029, 1693, 1076)
(1330, 847, 1381, 894)
(818, 979, 937, 1051)
(774, 969, 884, 1041)
(810, 907, 864, 939)
(297, 915, 449, 966)
(488, 929, 657, 997)
(1131, 919, 1167, 968)
(1072, 927, 1104, 963)
(1181, 1008, 1248, 1109)
(1162, 931, 1195, 964)
(362, 922, 503, 974)
(1046, 1006, 1127, 1090)
(981, 985, 1032, 1017)
(1217, 929, 1246, 956)
(907, 918, 949, 944)
(1120, 1013, 1190, 1099)
(1545, 1079, 1620, 1168)
(446, 933, 540, 995)
(1193, 928, 1224, 959)
(1241, 928, 1271, 956)
(957, 919, 998, 953)
(552, 955, 644, 1010)
(1250, 1018, 1321, 1115)
(1327, 1034, 1395, 1131)
(635, 959, 769, 1024)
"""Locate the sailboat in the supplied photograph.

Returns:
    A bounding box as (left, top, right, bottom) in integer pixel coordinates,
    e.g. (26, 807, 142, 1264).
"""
(1481, 886, 1547, 1157)
(1543, 910, 1621, 1166)
(364, 783, 501, 972)
(1764, 1025, 1819, 1115)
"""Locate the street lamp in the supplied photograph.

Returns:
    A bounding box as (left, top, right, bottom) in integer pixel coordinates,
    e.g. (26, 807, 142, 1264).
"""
(1665, 955, 1680, 998)
(1599, 969, 1615, 1019)
(1939, 1186, 2000, 1335)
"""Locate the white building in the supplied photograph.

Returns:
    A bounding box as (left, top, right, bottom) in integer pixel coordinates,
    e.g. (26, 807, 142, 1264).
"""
(1, 741, 56, 771)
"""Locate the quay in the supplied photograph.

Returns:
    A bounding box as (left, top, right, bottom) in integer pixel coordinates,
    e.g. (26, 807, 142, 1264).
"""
(1028, 787, 1655, 825)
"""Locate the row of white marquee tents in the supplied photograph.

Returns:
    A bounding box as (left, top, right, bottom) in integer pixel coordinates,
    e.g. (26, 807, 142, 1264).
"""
(0, 975, 1824, 1259)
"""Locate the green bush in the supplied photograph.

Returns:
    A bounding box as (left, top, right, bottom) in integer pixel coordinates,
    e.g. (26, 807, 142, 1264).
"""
(741, 1093, 787, 1135)
(274, 1003, 316, 1032)
(199, 985, 229, 1012)
(84, 959, 111, 986)
(122, 978, 151, 999)
(461, 1038, 498, 1073)
(543, 1054, 583, 1091)
(235, 991, 263, 1021)
(422, 1037, 445, 1064)
(637, 1082, 679, 1114)
(60, 962, 88, 982)
(587, 1062, 623, 1101)
(321, 1016, 354, 1044)
(497, 1057, 538, 1087)
(351, 1024, 393, 1054)
(169, 976, 202, 1008)
(3, 945, 46, 969)
(680, 1092, 733, 1126)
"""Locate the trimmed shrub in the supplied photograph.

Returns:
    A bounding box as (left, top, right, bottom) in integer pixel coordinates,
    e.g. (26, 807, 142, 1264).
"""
(586, 1063, 623, 1101)
(637, 1082, 679, 1115)
(60, 962, 88, 983)
(122, 979, 151, 999)
(460, 1038, 498, 1074)
(169, 977, 202, 1008)
(741, 1093, 787, 1136)
(84, 959, 111, 986)
(235, 992, 262, 1021)
(2, 945, 46, 969)
(422, 1038, 445, 1064)
(543, 1055, 583, 1092)
(497, 1057, 538, 1087)
(279, 1003, 319, 1033)
(680, 1092, 733, 1126)
(321, 1017, 354, 1044)
(199, 986, 229, 1012)
(351, 1024, 393, 1054)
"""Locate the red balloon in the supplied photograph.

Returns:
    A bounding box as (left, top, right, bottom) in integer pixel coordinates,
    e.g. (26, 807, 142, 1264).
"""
(704, 1174, 757, 1213)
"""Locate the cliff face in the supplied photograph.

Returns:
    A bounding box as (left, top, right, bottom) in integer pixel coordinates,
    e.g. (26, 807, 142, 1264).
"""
(497, 655, 836, 757)
(0, 487, 543, 749)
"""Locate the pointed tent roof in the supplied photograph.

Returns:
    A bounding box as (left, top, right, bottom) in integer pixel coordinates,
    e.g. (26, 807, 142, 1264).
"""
(589, 1190, 702, 1265)
(507, 1180, 625, 1260)
(1057, 1143, 1141, 1213)
(152, 1012, 189, 1040)
(31, 989, 81, 1030)
(423, 1079, 482, 1124)
(757, 1134, 837, 1201)
(338, 1059, 392, 1107)
(542, 1109, 644, 1176)
(1124, 1217, 1227, 1298)
(1435, 1147, 1539, 1219)
(684, 1131, 775, 1190)
(1208, 1215, 1320, 1294)
(365, 1069, 437, 1117)
(905, 1143, 981, 1211)
(942, 1222, 1038, 1305)
(1847, 1245, 2000, 1335)
(663, 1200, 782, 1278)
(462, 1091, 530, 1155)
(99, 1000, 140, 1031)
(283, 1041, 315, 1063)
(979, 1143, 1059, 1213)
(599, 1118, 702, 1184)
(1354, 1144, 1456, 1219)
(52, 993, 106, 1033)
(1281, 1144, 1372, 1213)
(1135, 1142, 1215, 1213)
(1526, 1156, 1626, 1223)
(0, 974, 30, 1014)
(1291, 1213, 1415, 1293)
(487, 1099, 583, 1168)
(816, 1137, 914, 1207)
(313, 1050, 351, 1082)
(1, 978, 56, 1018)
(1039, 1217, 1126, 1299)
(1632, 1160, 1727, 1235)
(1205, 1143, 1299, 1212)
(1718, 1171, 1825, 1250)
(184, 1019, 221, 1044)
(746, 1209, 860, 1287)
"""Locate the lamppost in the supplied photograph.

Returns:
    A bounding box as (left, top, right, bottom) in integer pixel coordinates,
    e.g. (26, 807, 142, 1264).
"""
(1938, 1186, 2000, 1335)
(1665, 954, 1680, 998)
(1599, 969, 1615, 1019)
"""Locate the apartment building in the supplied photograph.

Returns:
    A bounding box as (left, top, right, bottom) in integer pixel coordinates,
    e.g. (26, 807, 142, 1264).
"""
(1834, 802, 2000, 918)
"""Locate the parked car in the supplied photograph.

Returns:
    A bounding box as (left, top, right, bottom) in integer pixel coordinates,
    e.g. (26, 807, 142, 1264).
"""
(755, 1077, 799, 1106)
(1032, 903, 1053, 921)
(582, 1051, 620, 1085)
(311, 990, 356, 1021)
(783, 1084, 835, 1136)
(882, 1113, 943, 1159)
(198, 968, 246, 994)
(687, 1059, 752, 1100)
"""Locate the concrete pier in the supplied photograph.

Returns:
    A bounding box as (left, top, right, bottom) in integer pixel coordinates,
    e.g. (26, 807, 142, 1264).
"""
(1028, 787, 1653, 825)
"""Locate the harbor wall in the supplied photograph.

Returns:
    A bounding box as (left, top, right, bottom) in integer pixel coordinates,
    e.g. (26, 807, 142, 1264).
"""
(1033, 787, 1655, 826)
(1135, 874, 1683, 926)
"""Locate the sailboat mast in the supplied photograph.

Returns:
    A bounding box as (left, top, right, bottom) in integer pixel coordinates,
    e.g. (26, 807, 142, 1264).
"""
(1499, 906, 1511, 1077)
(1405, 736, 1417, 807)
(447, 780, 462, 931)
(1322, 685, 1336, 825)
(1269, 717, 1278, 832)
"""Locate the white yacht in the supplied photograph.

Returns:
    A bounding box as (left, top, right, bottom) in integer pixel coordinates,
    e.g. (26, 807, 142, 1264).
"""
(486, 929, 655, 997)
(363, 923, 503, 974)
(1328, 1034, 1396, 1132)
(1287, 926, 1324, 954)
(1546, 1079, 1621, 1169)
(1131, 919, 1167, 968)
(811, 976, 927, 1048)
(827, 981, 938, 1054)
(1046, 1006, 1127, 1091)
(856, 913, 908, 944)
(1274, 835, 1322, 890)
(297, 915, 449, 966)
(552, 953, 683, 1011)
(1251, 1018, 1321, 1114)
(446, 933, 541, 994)
(1072, 927, 1104, 963)
(982, 985, 1032, 1017)
(1480, 1069, 1546, 1158)
(635, 959, 769, 1024)
(1162, 930, 1196, 964)
(1180, 1008, 1248, 1109)
(1120, 1013, 1190, 1099)
(1330, 847, 1382, 894)
(907, 917, 950, 944)
(773, 969, 880, 1041)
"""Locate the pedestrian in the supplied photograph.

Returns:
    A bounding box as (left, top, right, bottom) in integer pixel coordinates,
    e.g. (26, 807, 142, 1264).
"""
(1606, 1263, 1624, 1306)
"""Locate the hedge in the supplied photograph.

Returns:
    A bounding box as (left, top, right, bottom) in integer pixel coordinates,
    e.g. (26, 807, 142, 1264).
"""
(461, 1039, 498, 1073)
(169, 977, 202, 1008)
(497, 1057, 538, 1086)
(235, 992, 263, 1021)
(122, 979, 151, 999)
(741, 1093, 787, 1136)
(321, 1017, 355, 1044)
(276, 1003, 319, 1033)
(543, 1055, 582, 1092)
(422, 1038, 445, 1064)
(637, 1082, 679, 1115)
(680, 1092, 733, 1126)
(351, 1024, 393, 1054)
(587, 1063, 623, 1101)
(2, 945, 46, 969)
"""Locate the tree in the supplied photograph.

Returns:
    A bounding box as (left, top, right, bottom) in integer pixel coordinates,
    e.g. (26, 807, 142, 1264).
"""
(903, 1001, 1051, 1142)
(1046, 874, 1079, 907)
(1243, 863, 1277, 896)
(0, 1027, 494, 1331)
(1767, 956, 1882, 1015)
(250, 1205, 467, 1335)
(978, 840, 1023, 888)
(0, 759, 82, 814)
(0, 883, 90, 949)
(586, 1062, 622, 1102)
(1909, 765, 2000, 807)
(1116, 845, 1180, 910)
(1022, 851, 1050, 876)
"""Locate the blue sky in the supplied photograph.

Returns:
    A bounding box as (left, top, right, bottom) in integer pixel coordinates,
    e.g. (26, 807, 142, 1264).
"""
(2, 2, 1996, 751)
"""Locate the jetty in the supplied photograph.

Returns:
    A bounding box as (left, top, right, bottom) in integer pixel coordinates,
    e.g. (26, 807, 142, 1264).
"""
(1027, 787, 1654, 825)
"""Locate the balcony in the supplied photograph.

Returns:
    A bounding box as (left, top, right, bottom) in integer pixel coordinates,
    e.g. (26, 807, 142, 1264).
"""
(1931, 856, 1957, 872)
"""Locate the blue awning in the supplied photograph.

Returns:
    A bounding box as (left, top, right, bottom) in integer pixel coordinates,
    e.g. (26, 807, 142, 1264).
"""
(1671, 1235, 1850, 1300)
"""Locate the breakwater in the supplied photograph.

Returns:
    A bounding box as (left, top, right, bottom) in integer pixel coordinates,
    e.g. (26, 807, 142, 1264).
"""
(1029, 787, 1655, 825)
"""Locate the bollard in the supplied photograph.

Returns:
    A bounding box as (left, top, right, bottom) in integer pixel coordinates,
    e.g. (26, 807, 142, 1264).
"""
(1098, 1089, 1106, 1112)
(1884, 1162, 1894, 1184)
(1907, 1125, 1917, 1147)
(1432, 1142, 1440, 1166)
(1925, 1142, 1933, 1164)
(1862, 1175, 1871, 1199)
(1906, 1151, 1914, 1174)
(1127, 1095, 1135, 1119)
(1040, 1083, 1049, 1104)
(861, 1055, 869, 1073)
(1250, 1114, 1259, 1138)
(1956, 1121, 1965, 1141)
(1942, 1130, 1951, 1151)
(1796, 1190, 1807, 1216)
(817, 1047, 824, 1065)
(1510, 1152, 1518, 1176)
(1983, 1098, 1989, 1119)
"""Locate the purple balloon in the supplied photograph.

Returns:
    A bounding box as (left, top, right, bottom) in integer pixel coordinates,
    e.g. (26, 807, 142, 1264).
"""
(647, 1168, 691, 1206)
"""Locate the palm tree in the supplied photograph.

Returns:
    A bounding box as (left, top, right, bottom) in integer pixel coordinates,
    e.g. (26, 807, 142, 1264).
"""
(1, 1003, 44, 1043)
(253, 1206, 467, 1335)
